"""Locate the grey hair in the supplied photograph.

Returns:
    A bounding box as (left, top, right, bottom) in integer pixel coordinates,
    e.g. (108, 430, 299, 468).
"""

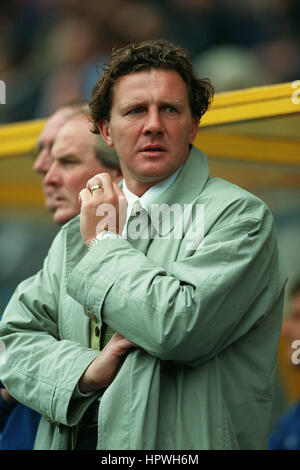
(59, 104, 121, 170)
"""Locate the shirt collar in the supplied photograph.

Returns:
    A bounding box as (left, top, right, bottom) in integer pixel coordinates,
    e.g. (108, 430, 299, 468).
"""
(122, 164, 184, 217)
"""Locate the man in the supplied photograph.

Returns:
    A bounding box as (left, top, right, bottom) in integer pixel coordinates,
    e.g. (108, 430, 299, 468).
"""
(33, 104, 84, 213)
(269, 280, 300, 450)
(0, 107, 121, 449)
(0, 39, 287, 450)
(43, 109, 122, 225)
(33, 103, 121, 225)
(0, 104, 81, 450)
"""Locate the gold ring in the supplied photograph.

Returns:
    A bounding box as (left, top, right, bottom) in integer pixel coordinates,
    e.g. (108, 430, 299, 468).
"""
(91, 184, 102, 192)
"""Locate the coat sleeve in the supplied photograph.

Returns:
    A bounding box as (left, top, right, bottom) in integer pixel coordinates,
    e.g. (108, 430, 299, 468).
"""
(0, 229, 99, 426)
(67, 209, 285, 367)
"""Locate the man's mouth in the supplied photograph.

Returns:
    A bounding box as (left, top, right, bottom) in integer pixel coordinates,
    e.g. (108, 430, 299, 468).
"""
(141, 145, 167, 155)
(52, 195, 65, 206)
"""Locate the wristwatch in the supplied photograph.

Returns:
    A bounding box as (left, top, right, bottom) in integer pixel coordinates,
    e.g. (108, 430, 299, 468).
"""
(87, 237, 99, 251)
(87, 231, 121, 250)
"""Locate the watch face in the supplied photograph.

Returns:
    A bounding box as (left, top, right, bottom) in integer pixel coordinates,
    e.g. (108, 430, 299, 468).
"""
(88, 238, 98, 250)
(97, 231, 121, 241)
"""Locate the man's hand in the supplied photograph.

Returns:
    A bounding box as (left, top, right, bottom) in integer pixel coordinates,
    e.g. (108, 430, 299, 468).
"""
(78, 333, 137, 394)
(79, 173, 127, 246)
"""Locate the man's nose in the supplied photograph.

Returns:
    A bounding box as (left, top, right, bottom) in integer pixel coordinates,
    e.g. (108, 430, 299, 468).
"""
(143, 108, 163, 135)
(33, 149, 51, 175)
(44, 162, 62, 186)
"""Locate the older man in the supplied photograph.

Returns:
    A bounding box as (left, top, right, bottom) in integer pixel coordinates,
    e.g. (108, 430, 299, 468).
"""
(0, 106, 121, 450)
(33, 104, 83, 212)
(33, 104, 121, 224)
(0, 39, 287, 450)
(43, 110, 121, 225)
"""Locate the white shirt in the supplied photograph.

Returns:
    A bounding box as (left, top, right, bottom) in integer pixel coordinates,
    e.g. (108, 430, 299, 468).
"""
(96, 165, 184, 242)
(121, 165, 183, 236)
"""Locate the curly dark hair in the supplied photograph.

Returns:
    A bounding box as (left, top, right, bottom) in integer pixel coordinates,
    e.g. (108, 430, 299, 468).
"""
(89, 39, 214, 134)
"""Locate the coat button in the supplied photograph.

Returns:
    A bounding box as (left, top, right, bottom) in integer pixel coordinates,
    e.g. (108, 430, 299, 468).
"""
(95, 326, 100, 337)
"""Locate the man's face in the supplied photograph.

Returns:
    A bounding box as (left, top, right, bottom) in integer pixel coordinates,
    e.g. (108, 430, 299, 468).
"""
(45, 115, 110, 225)
(99, 69, 199, 195)
(282, 291, 300, 345)
(33, 108, 75, 211)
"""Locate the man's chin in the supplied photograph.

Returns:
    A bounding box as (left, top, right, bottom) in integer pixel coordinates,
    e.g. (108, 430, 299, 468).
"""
(133, 160, 183, 182)
(135, 169, 176, 183)
(53, 208, 77, 226)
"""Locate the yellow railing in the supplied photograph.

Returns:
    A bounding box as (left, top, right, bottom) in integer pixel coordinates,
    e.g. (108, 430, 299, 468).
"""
(0, 119, 45, 158)
(0, 81, 299, 209)
(1, 82, 299, 164)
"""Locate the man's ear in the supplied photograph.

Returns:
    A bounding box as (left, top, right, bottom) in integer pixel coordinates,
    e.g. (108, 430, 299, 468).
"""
(98, 119, 113, 147)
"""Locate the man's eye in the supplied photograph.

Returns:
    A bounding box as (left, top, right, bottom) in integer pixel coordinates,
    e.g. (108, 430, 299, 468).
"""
(128, 107, 143, 115)
(60, 160, 77, 166)
(165, 106, 176, 114)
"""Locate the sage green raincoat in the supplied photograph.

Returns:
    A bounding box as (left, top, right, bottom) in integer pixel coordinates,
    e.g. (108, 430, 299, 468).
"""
(0, 146, 287, 449)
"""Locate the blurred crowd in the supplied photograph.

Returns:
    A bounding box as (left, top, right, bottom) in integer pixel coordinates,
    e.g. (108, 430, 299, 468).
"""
(0, 0, 300, 124)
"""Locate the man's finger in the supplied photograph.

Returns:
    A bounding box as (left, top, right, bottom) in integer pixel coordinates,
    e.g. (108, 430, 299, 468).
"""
(86, 175, 103, 191)
(79, 188, 92, 205)
(87, 173, 113, 192)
